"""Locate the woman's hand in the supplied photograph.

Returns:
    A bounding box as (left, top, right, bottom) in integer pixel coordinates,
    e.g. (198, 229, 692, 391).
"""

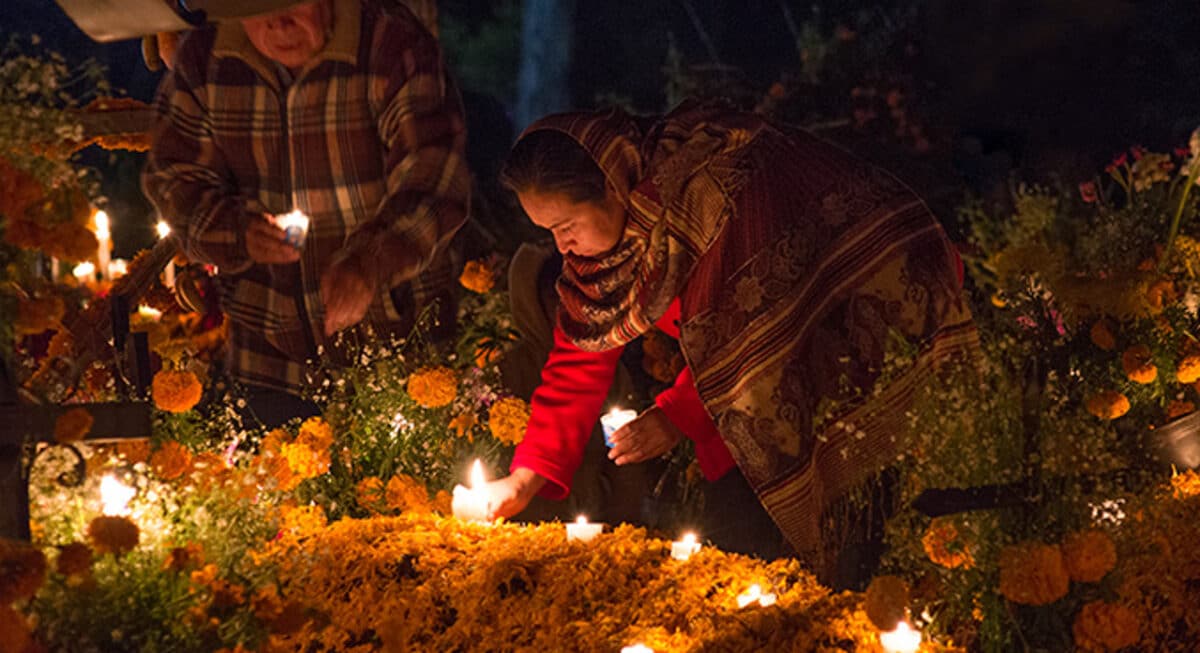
(607, 406, 684, 465)
(483, 467, 546, 520)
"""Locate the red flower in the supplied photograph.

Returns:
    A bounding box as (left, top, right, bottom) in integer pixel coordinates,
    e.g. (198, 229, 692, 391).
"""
(1131, 146, 1146, 161)
(1079, 181, 1098, 203)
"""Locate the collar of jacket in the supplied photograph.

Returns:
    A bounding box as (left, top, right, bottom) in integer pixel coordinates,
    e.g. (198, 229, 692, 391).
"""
(210, 0, 360, 86)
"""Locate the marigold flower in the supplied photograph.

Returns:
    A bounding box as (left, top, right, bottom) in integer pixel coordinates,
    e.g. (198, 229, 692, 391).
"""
(1146, 279, 1176, 314)
(281, 441, 331, 479)
(1176, 355, 1200, 384)
(251, 584, 283, 621)
(1072, 601, 1140, 651)
(1121, 345, 1157, 384)
(1165, 400, 1194, 421)
(0, 539, 47, 603)
(190, 563, 218, 588)
(55, 542, 93, 578)
(278, 504, 326, 535)
(921, 517, 974, 569)
(262, 453, 301, 492)
(385, 474, 431, 513)
(1086, 391, 1130, 420)
(406, 366, 458, 408)
(261, 428, 290, 455)
(211, 578, 246, 610)
(1089, 320, 1116, 351)
(998, 542, 1069, 606)
(150, 440, 193, 481)
(459, 259, 495, 294)
(431, 489, 452, 515)
(356, 476, 385, 510)
(54, 407, 93, 444)
(163, 542, 205, 573)
(488, 396, 530, 446)
(297, 416, 334, 451)
(115, 439, 150, 465)
(474, 338, 502, 368)
(151, 369, 203, 413)
(14, 295, 64, 336)
(1061, 530, 1117, 583)
(863, 575, 908, 630)
(449, 412, 477, 439)
(1171, 469, 1200, 498)
(87, 515, 140, 556)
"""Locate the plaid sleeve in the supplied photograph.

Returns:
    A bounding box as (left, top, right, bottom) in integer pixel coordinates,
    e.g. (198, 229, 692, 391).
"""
(342, 14, 470, 287)
(142, 32, 252, 274)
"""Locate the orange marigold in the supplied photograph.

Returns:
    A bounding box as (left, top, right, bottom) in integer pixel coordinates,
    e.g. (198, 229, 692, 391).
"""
(1171, 469, 1200, 498)
(921, 517, 974, 569)
(474, 338, 502, 368)
(1089, 320, 1116, 351)
(356, 476, 385, 511)
(1061, 530, 1117, 583)
(55, 542, 93, 580)
(1176, 354, 1200, 384)
(1121, 345, 1157, 384)
(488, 396, 530, 446)
(406, 366, 458, 408)
(297, 416, 334, 451)
(1086, 391, 1130, 420)
(163, 542, 205, 573)
(281, 441, 330, 479)
(0, 539, 47, 603)
(150, 440, 193, 481)
(864, 575, 909, 630)
(151, 369, 203, 413)
(54, 407, 93, 444)
(1072, 601, 1140, 652)
(261, 428, 290, 455)
(449, 412, 477, 440)
(278, 504, 326, 535)
(431, 489, 452, 515)
(86, 515, 140, 556)
(251, 584, 283, 622)
(385, 474, 431, 513)
(998, 542, 1069, 606)
(459, 259, 495, 294)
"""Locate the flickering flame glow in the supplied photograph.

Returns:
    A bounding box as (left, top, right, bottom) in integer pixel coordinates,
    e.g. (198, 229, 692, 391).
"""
(880, 621, 922, 653)
(94, 210, 110, 239)
(156, 220, 171, 239)
(621, 645, 653, 653)
(72, 261, 95, 281)
(100, 475, 135, 516)
(136, 305, 162, 320)
(470, 459, 485, 488)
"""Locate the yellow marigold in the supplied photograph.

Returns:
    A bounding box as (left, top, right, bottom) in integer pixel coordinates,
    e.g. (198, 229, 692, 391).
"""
(211, 578, 246, 610)
(488, 396, 530, 446)
(1061, 530, 1117, 583)
(261, 428, 290, 455)
(151, 369, 203, 413)
(459, 259, 495, 294)
(87, 515, 140, 556)
(1089, 320, 1116, 351)
(1086, 391, 1130, 420)
(1121, 345, 1157, 384)
(261, 453, 301, 492)
(864, 575, 909, 630)
(297, 416, 334, 451)
(385, 474, 431, 513)
(190, 563, 218, 588)
(921, 517, 974, 569)
(1171, 469, 1200, 498)
(54, 407, 93, 444)
(1166, 400, 1195, 420)
(0, 606, 31, 653)
(56, 542, 93, 578)
(278, 504, 326, 536)
(163, 542, 205, 573)
(474, 338, 502, 368)
(406, 366, 458, 408)
(431, 489, 452, 515)
(251, 584, 283, 622)
(14, 294, 64, 336)
(1177, 354, 1200, 384)
(281, 441, 330, 479)
(0, 539, 47, 603)
(1072, 601, 1140, 652)
(356, 476, 385, 510)
(449, 412, 477, 440)
(1146, 278, 1176, 314)
(998, 542, 1069, 606)
(150, 440, 193, 481)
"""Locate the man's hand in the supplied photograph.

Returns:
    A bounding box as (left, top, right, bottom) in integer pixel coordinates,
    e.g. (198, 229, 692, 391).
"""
(245, 214, 301, 264)
(483, 467, 546, 520)
(320, 254, 378, 335)
(607, 406, 684, 465)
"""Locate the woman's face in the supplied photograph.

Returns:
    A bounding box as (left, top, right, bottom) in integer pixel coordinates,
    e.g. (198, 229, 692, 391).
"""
(241, 0, 332, 69)
(518, 187, 627, 258)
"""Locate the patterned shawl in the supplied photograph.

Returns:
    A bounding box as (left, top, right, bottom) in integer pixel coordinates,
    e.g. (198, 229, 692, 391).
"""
(524, 103, 977, 573)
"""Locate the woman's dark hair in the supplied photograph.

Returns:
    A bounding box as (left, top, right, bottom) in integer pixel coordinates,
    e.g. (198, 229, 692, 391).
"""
(499, 130, 608, 204)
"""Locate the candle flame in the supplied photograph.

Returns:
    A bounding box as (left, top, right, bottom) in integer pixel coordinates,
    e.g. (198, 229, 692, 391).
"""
(879, 621, 922, 653)
(736, 584, 763, 608)
(72, 261, 95, 280)
(100, 475, 135, 516)
(277, 209, 310, 230)
(620, 645, 653, 653)
(156, 220, 171, 239)
(681, 532, 697, 545)
(137, 305, 162, 320)
(94, 210, 110, 238)
(469, 459, 485, 489)
(576, 515, 589, 524)
(108, 259, 128, 278)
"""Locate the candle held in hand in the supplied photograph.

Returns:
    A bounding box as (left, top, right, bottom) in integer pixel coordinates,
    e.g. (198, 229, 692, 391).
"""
(451, 460, 490, 523)
(275, 210, 310, 249)
(600, 407, 638, 447)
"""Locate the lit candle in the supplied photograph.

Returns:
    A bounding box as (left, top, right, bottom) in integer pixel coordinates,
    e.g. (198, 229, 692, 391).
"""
(621, 646, 653, 653)
(880, 621, 922, 653)
(108, 258, 127, 279)
(451, 460, 490, 523)
(156, 220, 175, 288)
(600, 407, 638, 447)
(734, 584, 778, 608)
(100, 475, 135, 516)
(670, 531, 702, 561)
(72, 261, 96, 284)
(94, 209, 111, 279)
(136, 305, 162, 321)
(275, 210, 310, 249)
(565, 515, 603, 542)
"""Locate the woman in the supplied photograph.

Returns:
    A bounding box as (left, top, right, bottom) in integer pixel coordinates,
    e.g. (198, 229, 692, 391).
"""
(484, 102, 975, 586)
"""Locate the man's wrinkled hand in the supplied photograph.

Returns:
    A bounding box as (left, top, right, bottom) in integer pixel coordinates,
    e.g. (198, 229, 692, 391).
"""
(320, 255, 377, 335)
(607, 406, 684, 465)
(245, 214, 301, 264)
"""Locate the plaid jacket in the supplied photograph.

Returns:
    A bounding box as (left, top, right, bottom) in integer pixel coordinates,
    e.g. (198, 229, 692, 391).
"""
(144, 0, 470, 394)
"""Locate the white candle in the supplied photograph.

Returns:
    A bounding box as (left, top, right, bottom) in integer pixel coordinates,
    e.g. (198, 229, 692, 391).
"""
(880, 621, 922, 653)
(600, 407, 638, 447)
(621, 646, 653, 653)
(100, 474, 135, 516)
(157, 220, 175, 288)
(275, 210, 310, 249)
(451, 460, 490, 523)
(670, 531, 702, 561)
(136, 305, 162, 321)
(72, 261, 96, 284)
(108, 258, 128, 279)
(565, 515, 603, 542)
(94, 210, 111, 278)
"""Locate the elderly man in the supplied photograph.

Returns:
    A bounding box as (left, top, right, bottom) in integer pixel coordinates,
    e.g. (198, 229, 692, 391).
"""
(144, 0, 469, 426)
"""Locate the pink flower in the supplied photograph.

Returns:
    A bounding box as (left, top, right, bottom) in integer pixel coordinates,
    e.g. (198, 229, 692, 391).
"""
(1079, 181, 1098, 203)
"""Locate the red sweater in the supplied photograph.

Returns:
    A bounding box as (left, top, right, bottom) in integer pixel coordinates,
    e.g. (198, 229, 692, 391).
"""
(511, 299, 737, 500)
